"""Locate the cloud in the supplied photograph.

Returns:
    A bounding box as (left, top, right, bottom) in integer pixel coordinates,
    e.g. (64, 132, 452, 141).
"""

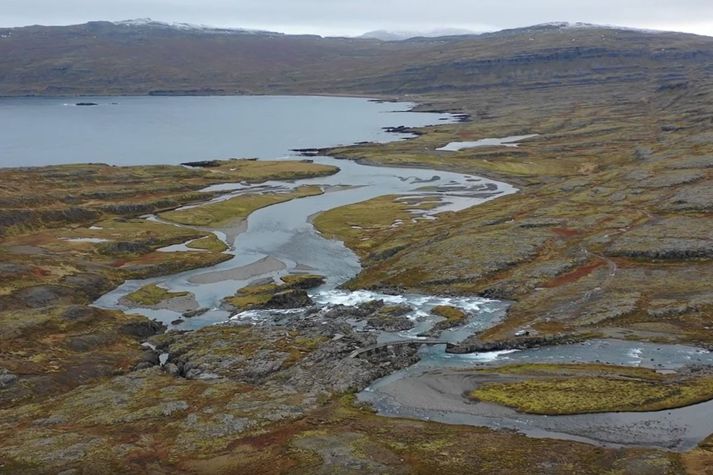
(2, 0, 712, 37)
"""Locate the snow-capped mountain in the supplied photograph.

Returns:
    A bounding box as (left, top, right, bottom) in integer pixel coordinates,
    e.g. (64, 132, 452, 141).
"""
(111, 18, 281, 36)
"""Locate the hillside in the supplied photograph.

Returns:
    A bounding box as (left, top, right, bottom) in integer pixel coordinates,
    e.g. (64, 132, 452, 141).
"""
(0, 20, 712, 96)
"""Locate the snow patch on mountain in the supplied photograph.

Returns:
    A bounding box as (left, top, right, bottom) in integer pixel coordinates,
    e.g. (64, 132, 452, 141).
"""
(529, 22, 665, 34)
(112, 18, 281, 36)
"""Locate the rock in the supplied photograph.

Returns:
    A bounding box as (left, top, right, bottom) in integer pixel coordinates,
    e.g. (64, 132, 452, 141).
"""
(15, 285, 73, 308)
(662, 181, 713, 211)
(608, 217, 713, 260)
(60, 273, 112, 299)
(67, 333, 117, 352)
(120, 319, 165, 338)
(647, 299, 691, 318)
(668, 155, 713, 170)
(636, 170, 704, 188)
(139, 350, 160, 366)
(182, 308, 209, 318)
(222, 277, 321, 312)
(448, 333, 590, 354)
(99, 201, 178, 217)
(518, 218, 565, 228)
(97, 241, 151, 255)
(429, 305, 468, 333)
(184, 368, 202, 379)
(180, 160, 223, 168)
(264, 289, 313, 309)
(575, 292, 641, 325)
(366, 304, 414, 332)
(160, 400, 189, 416)
(280, 274, 326, 289)
(323, 300, 385, 320)
(0, 262, 30, 275)
(164, 363, 181, 376)
(0, 370, 18, 387)
(61, 305, 97, 321)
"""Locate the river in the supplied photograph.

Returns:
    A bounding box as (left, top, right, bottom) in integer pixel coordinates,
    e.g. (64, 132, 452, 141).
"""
(11, 95, 709, 451)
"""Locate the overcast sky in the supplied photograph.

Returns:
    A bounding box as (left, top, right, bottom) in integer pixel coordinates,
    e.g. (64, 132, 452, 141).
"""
(2, 0, 713, 37)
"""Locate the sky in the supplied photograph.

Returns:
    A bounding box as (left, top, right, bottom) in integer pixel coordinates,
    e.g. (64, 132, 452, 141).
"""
(2, 0, 713, 37)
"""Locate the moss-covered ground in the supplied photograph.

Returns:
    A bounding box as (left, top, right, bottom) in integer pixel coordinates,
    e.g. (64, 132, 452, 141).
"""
(124, 284, 189, 306)
(469, 364, 713, 415)
(432, 305, 467, 324)
(161, 185, 324, 227)
(186, 234, 229, 252)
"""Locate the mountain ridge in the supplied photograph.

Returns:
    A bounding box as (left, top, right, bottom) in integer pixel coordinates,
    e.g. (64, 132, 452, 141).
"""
(0, 20, 711, 97)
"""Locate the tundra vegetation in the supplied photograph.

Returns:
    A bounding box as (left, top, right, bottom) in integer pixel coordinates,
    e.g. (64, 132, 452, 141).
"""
(469, 364, 713, 415)
(161, 185, 324, 227)
(2, 23, 713, 474)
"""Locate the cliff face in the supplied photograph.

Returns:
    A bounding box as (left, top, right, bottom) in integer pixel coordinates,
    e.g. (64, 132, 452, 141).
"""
(0, 21, 711, 96)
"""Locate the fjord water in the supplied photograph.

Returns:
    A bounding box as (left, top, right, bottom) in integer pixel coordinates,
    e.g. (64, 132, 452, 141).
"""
(0, 95, 449, 167)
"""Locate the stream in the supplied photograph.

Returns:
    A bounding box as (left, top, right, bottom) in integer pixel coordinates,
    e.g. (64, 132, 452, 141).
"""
(89, 99, 713, 452)
(94, 152, 517, 329)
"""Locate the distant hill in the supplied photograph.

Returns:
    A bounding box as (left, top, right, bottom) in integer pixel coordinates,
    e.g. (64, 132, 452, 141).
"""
(0, 20, 711, 96)
(360, 28, 479, 41)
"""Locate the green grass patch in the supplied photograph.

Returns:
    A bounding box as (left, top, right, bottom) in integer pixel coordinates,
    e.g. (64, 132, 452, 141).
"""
(160, 185, 324, 227)
(208, 159, 338, 182)
(186, 235, 228, 252)
(125, 284, 190, 306)
(432, 305, 467, 324)
(470, 371, 713, 415)
(312, 195, 417, 257)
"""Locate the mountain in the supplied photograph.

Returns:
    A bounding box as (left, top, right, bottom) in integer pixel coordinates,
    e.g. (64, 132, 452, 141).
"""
(0, 20, 711, 96)
(109, 18, 282, 36)
(360, 28, 479, 41)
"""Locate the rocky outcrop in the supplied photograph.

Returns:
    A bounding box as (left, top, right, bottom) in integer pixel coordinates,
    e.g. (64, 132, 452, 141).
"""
(608, 217, 713, 260)
(264, 289, 313, 309)
(448, 333, 591, 354)
(222, 274, 324, 313)
(0, 207, 101, 237)
(0, 369, 17, 387)
(662, 181, 713, 211)
(365, 304, 414, 332)
(157, 306, 419, 393)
